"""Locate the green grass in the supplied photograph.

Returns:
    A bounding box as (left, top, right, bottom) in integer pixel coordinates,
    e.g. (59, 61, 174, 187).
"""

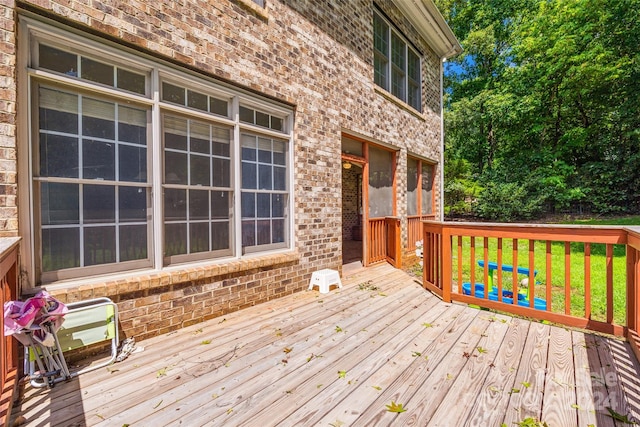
(560, 215, 640, 226)
(452, 237, 627, 325)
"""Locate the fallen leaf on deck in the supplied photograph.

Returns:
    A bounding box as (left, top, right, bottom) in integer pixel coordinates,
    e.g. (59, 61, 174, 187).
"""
(386, 401, 407, 413)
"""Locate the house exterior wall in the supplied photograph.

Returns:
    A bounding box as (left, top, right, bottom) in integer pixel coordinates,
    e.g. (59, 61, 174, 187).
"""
(1, 0, 445, 341)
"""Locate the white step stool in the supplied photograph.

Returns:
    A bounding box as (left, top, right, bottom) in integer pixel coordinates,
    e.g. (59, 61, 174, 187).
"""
(308, 269, 343, 294)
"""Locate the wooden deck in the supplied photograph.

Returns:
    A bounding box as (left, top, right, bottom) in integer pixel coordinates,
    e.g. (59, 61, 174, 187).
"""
(12, 264, 640, 426)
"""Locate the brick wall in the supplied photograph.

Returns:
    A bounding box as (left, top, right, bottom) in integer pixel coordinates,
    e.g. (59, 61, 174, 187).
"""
(0, 2, 17, 237)
(6, 0, 444, 341)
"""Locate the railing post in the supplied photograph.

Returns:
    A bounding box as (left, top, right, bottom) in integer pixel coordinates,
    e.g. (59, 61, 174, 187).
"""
(0, 238, 20, 427)
(441, 223, 452, 303)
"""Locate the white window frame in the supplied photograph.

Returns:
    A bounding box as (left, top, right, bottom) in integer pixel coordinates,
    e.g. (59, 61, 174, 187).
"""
(373, 9, 422, 112)
(18, 16, 294, 286)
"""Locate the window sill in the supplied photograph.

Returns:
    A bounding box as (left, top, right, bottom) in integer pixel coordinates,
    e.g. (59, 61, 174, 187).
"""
(43, 250, 300, 301)
(232, 0, 270, 21)
(374, 86, 426, 121)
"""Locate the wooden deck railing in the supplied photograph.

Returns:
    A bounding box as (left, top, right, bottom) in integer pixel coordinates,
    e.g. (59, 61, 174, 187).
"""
(0, 238, 19, 427)
(407, 215, 437, 251)
(368, 218, 386, 264)
(422, 222, 640, 345)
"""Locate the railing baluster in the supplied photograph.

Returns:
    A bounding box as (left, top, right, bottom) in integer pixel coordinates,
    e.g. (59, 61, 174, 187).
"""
(529, 240, 535, 309)
(606, 244, 614, 325)
(585, 242, 591, 319)
(513, 238, 519, 305)
(470, 236, 476, 291)
(457, 236, 463, 294)
(483, 237, 489, 299)
(497, 238, 503, 302)
(565, 242, 571, 315)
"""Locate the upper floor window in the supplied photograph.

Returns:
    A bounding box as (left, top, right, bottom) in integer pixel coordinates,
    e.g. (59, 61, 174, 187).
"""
(23, 18, 292, 284)
(373, 10, 422, 111)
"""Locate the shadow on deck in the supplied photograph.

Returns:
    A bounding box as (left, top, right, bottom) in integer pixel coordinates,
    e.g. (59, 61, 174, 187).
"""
(11, 264, 640, 426)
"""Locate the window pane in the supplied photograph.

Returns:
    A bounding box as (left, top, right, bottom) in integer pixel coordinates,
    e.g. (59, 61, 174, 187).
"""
(84, 226, 116, 266)
(210, 97, 228, 116)
(258, 165, 272, 190)
(241, 193, 255, 218)
(407, 158, 418, 216)
(239, 106, 254, 123)
(242, 220, 255, 247)
(391, 33, 406, 69)
(118, 106, 147, 145)
(39, 44, 77, 77)
(41, 182, 79, 225)
(373, 13, 389, 56)
(256, 220, 271, 245)
(165, 223, 187, 256)
(39, 87, 78, 134)
(84, 184, 115, 223)
(42, 228, 80, 271)
(211, 191, 230, 219)
(119, 145, 147, 182)
(189, 189, 209, 220)
(164, 116, 188, 150)
(212, 128, 231, 156)
(258, 138, 272, 163)
(241, 134, 257, 160)
(374, 54, 388, 89)
(408, 49, 420, 81)
(162, 82, 185, 105)
(119, 224, 147, 261)
(190, 155, 210, 186)
(257, 193, 270, 218)
(165, 151, 188, 185)
(242, 162, 257, 190)
(164, 188, 187, 221)
(408, 81, 421, 111)
(211, 222, 230, 250)
(271, 117, 283, 131)
(341, 137, 363, 157)
(190, 222, 209, 254)
(392, 68, 405, 100)
(117, 68, 146, 95)
(273, 140, 286, 165)
(256, 111, 269, 128)
(81, 57, 114, 86)
(83, 139, 115, 180)
(272, 194, 285, 217)
(272, 219, 285, 243)
(273, 166, 286, 191)
(368, 146, 394, 217)
(119, 186, 147, 222)
(83, 97, 115, 139)
(39, 134, 78, 178)
(190, 122, 210, 154)
(212, 158, 230, 188)
(187, 89, 208, 112)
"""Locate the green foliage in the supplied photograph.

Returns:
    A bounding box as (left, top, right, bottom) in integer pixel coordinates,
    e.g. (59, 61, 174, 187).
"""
(437, 0, 640, 219)
(474, 182, 542, 221)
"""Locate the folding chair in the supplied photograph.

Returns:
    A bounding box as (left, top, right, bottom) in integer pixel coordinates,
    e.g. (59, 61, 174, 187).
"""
(27, 297, 118, 388)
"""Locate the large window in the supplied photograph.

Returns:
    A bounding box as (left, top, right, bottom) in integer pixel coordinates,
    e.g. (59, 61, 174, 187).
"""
(24, 19, 293, 283)
(373, 10, 422, 111)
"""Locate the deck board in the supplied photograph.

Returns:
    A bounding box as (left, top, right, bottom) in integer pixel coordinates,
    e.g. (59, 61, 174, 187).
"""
(463, 317, 530, 427)
(11, 263, 640, 427)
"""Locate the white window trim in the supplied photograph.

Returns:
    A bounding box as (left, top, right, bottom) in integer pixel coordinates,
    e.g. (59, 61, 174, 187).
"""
(18, 15, 295, 287)
(373, 9, 422, 112)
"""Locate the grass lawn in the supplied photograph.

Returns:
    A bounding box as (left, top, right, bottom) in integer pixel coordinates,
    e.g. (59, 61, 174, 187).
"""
(420, 216, 639, 326)
(452, 237, 627, 325)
